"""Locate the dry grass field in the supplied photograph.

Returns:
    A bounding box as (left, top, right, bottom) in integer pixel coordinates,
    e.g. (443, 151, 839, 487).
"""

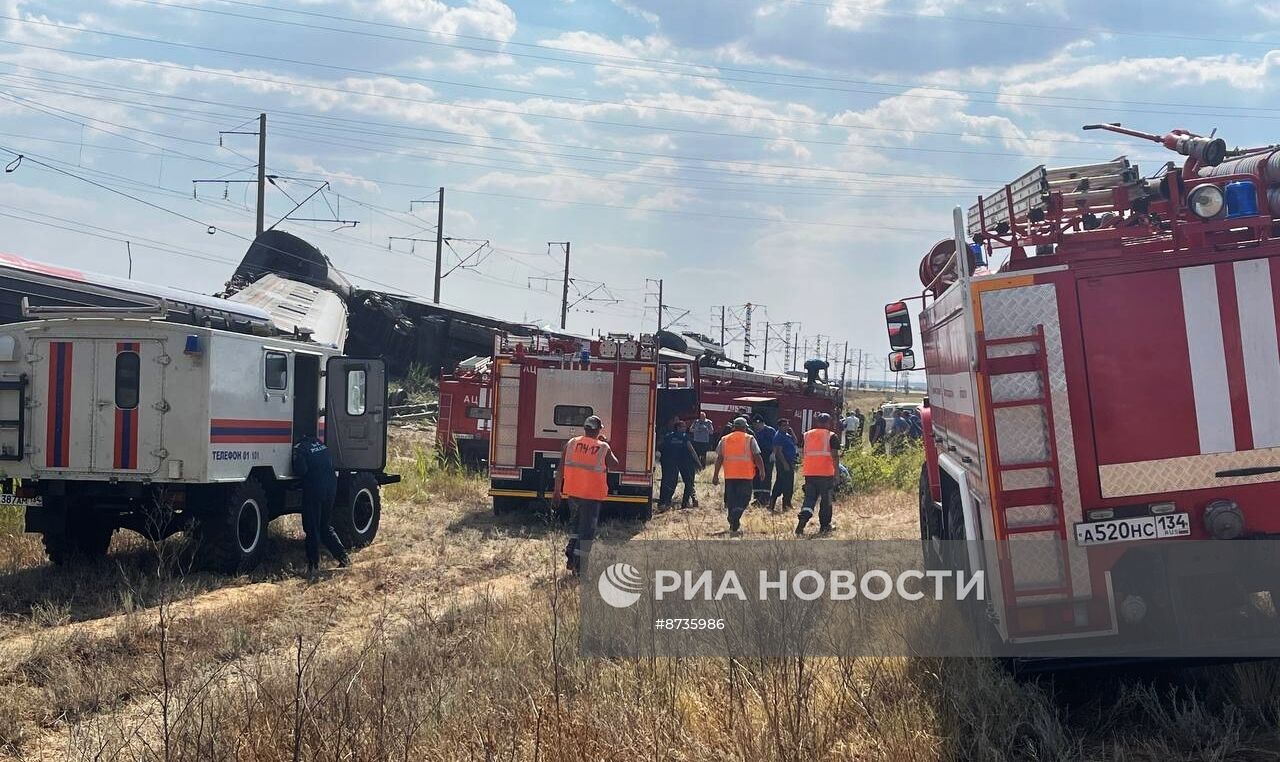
(0, 427, 1277, 760)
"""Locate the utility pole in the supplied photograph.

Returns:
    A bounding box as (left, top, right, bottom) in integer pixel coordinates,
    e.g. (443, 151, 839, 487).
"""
(549, 241, 571, 329)
(656, 278, 664, 333)
(742, 303, 755, 365)
(720, 305, 726, 348)
(433, 187, 445, 304)
(781, 321, 793, 372)
(763, 321, 769, 370)
(840, 342, 849, 392)
(855, 349, 864, 391)
(255, 113, 266, 237)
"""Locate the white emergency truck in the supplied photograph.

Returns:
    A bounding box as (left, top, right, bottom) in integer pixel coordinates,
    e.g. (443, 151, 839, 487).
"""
(0, 258, 396, 572)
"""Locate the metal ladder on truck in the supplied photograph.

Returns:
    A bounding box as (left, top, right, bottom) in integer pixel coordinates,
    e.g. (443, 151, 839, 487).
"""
(980, 325, 1075, 604)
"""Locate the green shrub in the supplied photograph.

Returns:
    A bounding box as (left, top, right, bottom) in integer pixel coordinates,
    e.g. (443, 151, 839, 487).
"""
(841, 441, 923, 493)
(385, 445, 485, 504)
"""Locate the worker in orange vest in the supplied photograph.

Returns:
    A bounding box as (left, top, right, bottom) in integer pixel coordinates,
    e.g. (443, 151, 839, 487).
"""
(796, 412, 841, 536)
(711, 417, 767, 534)
(553, 415, 619, 573)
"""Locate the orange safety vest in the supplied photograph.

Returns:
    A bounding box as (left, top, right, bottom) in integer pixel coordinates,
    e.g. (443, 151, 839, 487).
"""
(803, 428, 836, 477)
(563, 435, 609, 500)
(720, 431, 755, 480)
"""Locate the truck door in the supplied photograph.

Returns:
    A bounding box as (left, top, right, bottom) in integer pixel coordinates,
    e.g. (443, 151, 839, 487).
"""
(30, 338, 94, 472)
(325, 357, 387, 470)
(90, 339, 166, 472)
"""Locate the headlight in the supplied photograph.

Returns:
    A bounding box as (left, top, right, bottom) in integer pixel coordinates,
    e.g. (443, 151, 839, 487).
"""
(1187, 185, 1225, 219)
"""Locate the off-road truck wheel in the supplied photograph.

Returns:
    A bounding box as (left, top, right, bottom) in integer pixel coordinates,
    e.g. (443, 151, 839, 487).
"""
(196, 479, 269, 574)
(333, 472, 380, 549)
(919, 464, 943, 571)
(41, 510, 114, 566)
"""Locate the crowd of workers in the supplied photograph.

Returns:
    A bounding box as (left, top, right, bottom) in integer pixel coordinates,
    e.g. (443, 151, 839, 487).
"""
(553, 401, 916, 572)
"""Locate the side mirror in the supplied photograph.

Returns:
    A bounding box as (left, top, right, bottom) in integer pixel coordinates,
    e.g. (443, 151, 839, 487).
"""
(888, 349, 916, 372)
(885, 301, 914, 350)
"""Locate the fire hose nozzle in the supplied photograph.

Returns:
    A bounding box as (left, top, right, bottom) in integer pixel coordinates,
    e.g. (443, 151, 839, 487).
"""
(1163, 131, 1227, 167)
(1083, 123, 1227, 167)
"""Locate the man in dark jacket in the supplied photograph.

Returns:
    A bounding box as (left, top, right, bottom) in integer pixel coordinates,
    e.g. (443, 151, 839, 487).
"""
(292, 433, 350, 574)
(658, 419, 701, 509)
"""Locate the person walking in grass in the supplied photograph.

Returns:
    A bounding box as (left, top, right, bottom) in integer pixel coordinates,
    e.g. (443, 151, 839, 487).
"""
(657, 419, 701, 510)
(712, 417, 766, 534)
(690, 411, 715, 465)
(553, 415, 618, 573)
(769, 417, 798, 512)
(750, 415, 777, 505)
(292, 433, 350, 575)
(796, 412, 841, 536)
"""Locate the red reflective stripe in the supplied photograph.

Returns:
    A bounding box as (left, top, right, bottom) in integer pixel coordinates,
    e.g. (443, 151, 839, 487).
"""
(1216, 262, 1254, 451)
(114, 342, 139, 469)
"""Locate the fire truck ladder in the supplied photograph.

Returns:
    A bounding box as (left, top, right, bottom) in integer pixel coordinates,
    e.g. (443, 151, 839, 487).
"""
(983, 324, 1073, 600)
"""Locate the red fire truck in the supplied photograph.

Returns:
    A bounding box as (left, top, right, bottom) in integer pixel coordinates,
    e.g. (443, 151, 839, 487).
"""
(657, 331, 840, 436)
(488, 332, 658, 518)
(889, 124, 1280, 654)
(436, 356, 491, 466)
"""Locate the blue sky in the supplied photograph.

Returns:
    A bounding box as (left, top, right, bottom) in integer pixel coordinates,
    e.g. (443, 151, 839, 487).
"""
(2, 0, 1279, 377)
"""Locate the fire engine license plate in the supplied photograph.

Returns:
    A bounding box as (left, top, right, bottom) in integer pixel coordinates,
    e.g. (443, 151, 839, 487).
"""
(1075, 513, 1191, 546)
(0, 494, 40, 507)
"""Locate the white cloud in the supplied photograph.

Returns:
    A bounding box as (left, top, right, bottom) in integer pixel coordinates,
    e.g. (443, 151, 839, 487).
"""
(610, 0, 659, 25)
(366, 0, 517, 42)
(824, 0, 889, 31)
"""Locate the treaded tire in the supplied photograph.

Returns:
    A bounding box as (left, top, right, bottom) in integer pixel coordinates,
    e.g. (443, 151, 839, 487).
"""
(333, 472, 380, 549)
(42, 514, 114, 566)
(942, 486, 967, 574)
(492, 495, 519, 516)
(919, 464, 943, 571)
(635, 499, 654, 522)
(196, 479, 269, 574)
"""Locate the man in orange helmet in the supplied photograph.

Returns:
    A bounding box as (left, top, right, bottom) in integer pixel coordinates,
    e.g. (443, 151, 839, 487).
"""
(553, 415, 618, 573)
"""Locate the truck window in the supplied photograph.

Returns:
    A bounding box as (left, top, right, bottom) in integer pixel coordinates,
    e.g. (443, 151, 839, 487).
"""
(346, 368, 367, 415)
(115, 351, 140, 409)
(554, 404, 593, 427)
(466, 406, 492, 420)
(265, 351, 288, 390)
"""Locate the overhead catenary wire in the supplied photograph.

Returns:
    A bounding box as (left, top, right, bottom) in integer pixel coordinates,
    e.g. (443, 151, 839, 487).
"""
(129, 0, 1280, 107)
(0, 71, 1036, 194)
(0, 65, 1168, 184)
(2, 28, 1277, 154)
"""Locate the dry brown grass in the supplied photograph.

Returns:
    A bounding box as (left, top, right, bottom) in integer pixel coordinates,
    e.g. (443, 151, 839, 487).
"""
(2, 434, 1279, 760)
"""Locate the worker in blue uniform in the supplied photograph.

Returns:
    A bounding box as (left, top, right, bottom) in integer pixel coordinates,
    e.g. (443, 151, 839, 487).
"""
(292, 433, 351, 574)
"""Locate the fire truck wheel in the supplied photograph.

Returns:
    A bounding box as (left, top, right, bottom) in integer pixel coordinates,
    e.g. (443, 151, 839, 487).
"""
(635, 499, 654, 522)
(333, 473, 380, 549)
(492, 496, 519, 516)
(919, 465, 943, 570)
(197, 479, 269, 574)
(942, 486, 968, 575)
(41, 518, 114, 566)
